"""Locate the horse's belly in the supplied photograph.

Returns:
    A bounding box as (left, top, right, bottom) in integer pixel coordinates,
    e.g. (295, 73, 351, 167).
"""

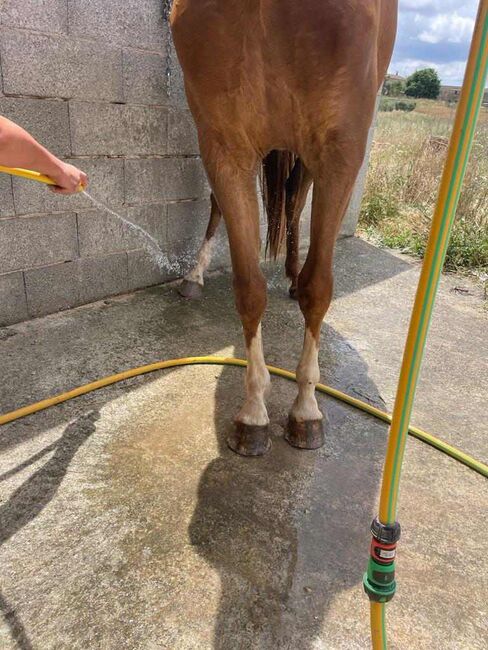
(172, 0, 385, 150)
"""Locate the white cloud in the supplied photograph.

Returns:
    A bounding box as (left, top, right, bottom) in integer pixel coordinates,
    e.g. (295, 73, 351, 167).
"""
(401, 0, 477, 14)
(393, 2, 480, 83)
(417, 12, 475, 44)
(402, 0, 439, 9)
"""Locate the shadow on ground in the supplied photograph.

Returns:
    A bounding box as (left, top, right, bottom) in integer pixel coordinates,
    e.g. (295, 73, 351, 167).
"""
(0, 412, 100, 650)
(0, 238, 413, 648)
(190, 323, 387, 648)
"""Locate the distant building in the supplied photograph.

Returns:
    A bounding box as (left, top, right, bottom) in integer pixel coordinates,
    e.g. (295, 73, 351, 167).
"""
(383, 73, 406, 96)
(440, 85, 462, 102)
(440, 84, 488, 106)
(385, 73, 406, 83)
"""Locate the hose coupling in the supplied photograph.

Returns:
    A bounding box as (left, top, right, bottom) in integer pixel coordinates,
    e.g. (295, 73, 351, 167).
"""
(363, 516, 401, 603)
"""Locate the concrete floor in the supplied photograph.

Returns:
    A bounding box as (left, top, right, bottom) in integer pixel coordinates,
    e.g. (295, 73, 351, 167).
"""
(0, 237, 486, 650)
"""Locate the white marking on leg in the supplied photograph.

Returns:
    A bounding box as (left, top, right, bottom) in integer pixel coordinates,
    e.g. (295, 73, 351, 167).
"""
(184, 237, 215, 286)
(236, 324, 271, 426)
(291, 329, 323, 422)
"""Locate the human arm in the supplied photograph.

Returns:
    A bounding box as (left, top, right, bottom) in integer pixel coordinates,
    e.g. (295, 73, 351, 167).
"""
(0, 116, 87, 194)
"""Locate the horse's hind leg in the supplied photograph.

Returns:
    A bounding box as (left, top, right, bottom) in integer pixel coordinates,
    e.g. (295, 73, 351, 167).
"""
(285, 160, 313, 300)
(202, 140, 271, 456)
(179, 193, 222, 299)
(287, 122, 372, 449)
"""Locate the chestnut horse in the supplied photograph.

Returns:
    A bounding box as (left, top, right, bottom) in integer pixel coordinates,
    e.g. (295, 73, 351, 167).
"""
(171, 0, 397, 455)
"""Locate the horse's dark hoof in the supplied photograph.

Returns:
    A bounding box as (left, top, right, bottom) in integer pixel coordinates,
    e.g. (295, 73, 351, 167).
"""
(289, 286, 298, 300)
(227, 422, 271, 457)
(178, 279, 203, 300)
(285, 415, 325, 449)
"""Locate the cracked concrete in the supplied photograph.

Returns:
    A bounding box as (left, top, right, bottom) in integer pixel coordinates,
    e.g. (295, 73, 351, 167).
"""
(0, 237, 486, 649)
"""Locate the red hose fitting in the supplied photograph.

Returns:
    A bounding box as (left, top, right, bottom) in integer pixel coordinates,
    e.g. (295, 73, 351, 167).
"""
(371, 537, 397, 564)
(364, 517, 401, 602)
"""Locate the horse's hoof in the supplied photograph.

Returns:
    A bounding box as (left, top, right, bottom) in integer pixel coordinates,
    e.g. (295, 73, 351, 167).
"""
(289, 286, 298, 300)
(285, 415, 325, 449)
(227, 422, 271, 457)
(178, 279, 203, 300)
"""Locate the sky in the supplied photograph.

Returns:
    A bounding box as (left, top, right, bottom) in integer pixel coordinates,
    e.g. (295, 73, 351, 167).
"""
(390, 0, 480, 86)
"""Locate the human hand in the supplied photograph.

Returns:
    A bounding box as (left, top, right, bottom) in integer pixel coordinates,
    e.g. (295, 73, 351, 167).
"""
(49, 161, 88, 194)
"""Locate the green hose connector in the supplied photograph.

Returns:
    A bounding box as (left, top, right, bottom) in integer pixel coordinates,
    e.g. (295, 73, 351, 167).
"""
(363, 559, 397, 603)
(368, 558, 396, 586)
(364, 517, 400, 602)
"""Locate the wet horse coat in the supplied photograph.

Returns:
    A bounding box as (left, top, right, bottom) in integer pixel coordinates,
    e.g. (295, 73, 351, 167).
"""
(171, 0, 397, 454)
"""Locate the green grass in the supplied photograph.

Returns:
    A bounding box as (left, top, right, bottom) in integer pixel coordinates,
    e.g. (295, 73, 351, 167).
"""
(359, 99, 488, 275)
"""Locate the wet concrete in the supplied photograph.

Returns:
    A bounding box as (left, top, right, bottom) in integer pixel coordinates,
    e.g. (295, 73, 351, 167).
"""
(0, 237, 486, 649)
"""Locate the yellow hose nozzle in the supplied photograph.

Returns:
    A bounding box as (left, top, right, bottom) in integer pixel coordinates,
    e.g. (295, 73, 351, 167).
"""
(0, 165, 85, 192)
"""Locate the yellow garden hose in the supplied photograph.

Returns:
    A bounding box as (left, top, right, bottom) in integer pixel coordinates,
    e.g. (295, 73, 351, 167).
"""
(0, 165, 85, 191)
(370, 603, 386, 650)
(366, 2, 488, 648)
(0, 356, 486, 480)
(0, 164, 56, 186)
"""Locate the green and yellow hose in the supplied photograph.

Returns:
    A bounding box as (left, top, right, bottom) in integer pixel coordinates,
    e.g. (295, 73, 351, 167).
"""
(370, 1, 488, 647)
(1, 357, 487, 480)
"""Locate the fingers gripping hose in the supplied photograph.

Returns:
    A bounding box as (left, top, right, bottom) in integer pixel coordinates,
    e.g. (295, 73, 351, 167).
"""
(0, 165, 85, 192)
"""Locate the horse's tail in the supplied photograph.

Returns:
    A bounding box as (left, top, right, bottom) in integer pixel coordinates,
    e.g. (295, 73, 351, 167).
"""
(262, 150, 298, 259)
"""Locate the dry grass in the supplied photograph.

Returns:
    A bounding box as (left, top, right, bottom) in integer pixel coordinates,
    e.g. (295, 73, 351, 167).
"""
(360, 99, 488, 275)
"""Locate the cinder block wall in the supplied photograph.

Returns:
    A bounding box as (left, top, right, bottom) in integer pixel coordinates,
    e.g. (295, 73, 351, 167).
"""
(0, 1, 371, 327)
(0, 0, 215, 326)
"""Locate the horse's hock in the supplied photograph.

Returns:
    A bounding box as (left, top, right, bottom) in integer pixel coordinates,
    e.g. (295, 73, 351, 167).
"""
(0, 0, 376, 328)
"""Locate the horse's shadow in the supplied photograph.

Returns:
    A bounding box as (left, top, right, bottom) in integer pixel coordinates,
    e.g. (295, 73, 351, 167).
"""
(189, 322, 387, 649)
(0, 239, 408, 648)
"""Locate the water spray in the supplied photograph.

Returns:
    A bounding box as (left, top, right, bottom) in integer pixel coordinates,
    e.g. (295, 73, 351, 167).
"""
(0, 165, 176, 275)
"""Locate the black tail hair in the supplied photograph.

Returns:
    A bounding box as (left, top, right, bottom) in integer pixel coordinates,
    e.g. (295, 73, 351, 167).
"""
(262, 150, 299, 258)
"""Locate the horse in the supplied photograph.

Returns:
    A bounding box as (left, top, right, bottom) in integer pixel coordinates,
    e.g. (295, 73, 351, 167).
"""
(171, 0, 397, 456)
(179, 152, 308, 301)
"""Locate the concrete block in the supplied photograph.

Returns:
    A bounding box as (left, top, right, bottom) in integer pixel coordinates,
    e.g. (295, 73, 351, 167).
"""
(68, 0, 167, 52)
(168, 109, 199, 155)
(0, 271, 28, 326)
(125, 204, 167, 250)
(168, 40, 188, 108)
(123, 49, 166, 105)
(79, 252, 128, 304)
(125, 158, 208, 205)
(0, 213, 77, 274)
(77, 204, 167, 257)
(165, 236, 200, 278)
(25, 252, 129, 316)
(70, 102, 167, 156)
(166, 199, 210, 246)
(12, 158, 125, 215)
(0, 174, 14, 218)
(0, 97, 70, 157)
(24, 261, 82, 318)
(0, 29, 123, 101)
(128, 250, 168, 291)
(77, 209, 128, 258)
(0, 0, 68, 35)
